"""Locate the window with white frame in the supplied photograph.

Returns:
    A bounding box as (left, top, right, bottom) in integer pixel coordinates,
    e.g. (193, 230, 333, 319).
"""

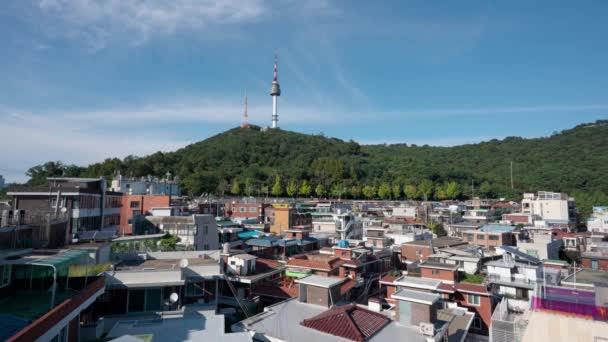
(467, 294, 480, 306)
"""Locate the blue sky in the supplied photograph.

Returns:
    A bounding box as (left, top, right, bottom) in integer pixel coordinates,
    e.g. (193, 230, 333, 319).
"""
(1, 1, 607, 182)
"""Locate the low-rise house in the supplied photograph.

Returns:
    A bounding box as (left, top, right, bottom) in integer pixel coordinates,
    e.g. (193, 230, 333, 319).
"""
(145, 214, 220, 250)
(517, 228, 563, 260)
(265, 204, 312, 236)
(400, 237, 467, 264)
(246, 236, 299, 260)
(588, 206, 608, 234)
(486, 251, 540, 300)
(453, 283, 495, 335)
(463, 226, 515, 249)
(581, 252, 608, 271)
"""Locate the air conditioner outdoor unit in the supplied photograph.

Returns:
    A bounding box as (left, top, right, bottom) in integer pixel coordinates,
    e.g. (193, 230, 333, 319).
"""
(419, 322, 435, 336)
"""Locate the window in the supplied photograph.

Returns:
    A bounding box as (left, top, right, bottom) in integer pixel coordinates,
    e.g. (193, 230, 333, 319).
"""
(592, 260, 599, 270)
(489, 235, 499, 241)
(467, 294, 480, 306)
(477, 234, 485, 240)
(464, 233, 474, 241)
(472, 317, 482, 330)
(250, 207, 257, 213)
(240, 207, 246, 212)
(432, 269, 440, 275)
(130, 201, 140, 208)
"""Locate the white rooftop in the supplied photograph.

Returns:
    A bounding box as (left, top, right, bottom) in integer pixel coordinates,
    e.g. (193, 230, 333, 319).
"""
(392, 289, 440, 305)
(296, 275, 345, 288)
(394, 275, 442, 290)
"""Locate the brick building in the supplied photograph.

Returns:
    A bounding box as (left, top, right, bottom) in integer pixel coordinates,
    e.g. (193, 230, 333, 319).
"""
(119, 195, 170, 235)
(581, 252, 608, 271)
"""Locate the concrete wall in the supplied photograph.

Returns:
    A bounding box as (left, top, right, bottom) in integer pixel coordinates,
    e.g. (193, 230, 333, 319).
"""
(522, 311, 608, 342)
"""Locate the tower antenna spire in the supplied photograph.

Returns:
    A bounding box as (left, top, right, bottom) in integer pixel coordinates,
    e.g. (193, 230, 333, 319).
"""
(270, 50, 281, 129)
(241, 88, 250, 128)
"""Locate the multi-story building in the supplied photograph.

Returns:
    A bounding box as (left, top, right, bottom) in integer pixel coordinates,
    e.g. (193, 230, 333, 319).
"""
(588, 206, 608, 233)
(463, 226, 516, 249)
(144, 214, 220, 250)
(227, 200, 268, 222)
(310, 209, 361, 240)
(110, 173, 181, 197)
(517, 228, 563, 260)
(118, 194, 170, 235)
(8, 177, 122, 236)
(265, 204, 312, 236)
(521, 191, 576, 226)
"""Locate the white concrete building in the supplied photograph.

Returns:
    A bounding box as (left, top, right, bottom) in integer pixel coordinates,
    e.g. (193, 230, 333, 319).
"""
(392, 206, 417, 218)
(588, 206, 608, 233)
(521, 191, 575, 223)
(111, 174, 181, 196)
(517, 229, 563, 260)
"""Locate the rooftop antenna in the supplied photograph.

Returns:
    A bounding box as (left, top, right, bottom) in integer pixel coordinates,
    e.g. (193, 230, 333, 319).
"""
(241, 88, 250, 129)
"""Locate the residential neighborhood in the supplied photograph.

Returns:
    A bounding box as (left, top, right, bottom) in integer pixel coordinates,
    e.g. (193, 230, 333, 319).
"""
(1, 182, 608, 341)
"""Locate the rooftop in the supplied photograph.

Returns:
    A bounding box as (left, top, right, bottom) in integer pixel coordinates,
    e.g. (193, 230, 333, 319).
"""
(562, 269, 608, 288)
(235, 299, 426, 342)
(296, 275, 345, 288)
(480, 225, 516, 232)
(107, 305, 251, 342)
(393, 275, 442, 290)
(392, 289, 440, 305)
(403, 236, 465, 248)
(301, 304, 390, 342)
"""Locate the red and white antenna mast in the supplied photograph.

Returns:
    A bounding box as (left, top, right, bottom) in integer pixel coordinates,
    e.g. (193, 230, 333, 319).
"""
(241, 89, 250, 128)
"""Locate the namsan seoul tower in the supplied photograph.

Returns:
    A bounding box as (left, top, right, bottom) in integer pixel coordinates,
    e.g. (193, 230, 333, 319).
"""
(270, 52, 281, 129)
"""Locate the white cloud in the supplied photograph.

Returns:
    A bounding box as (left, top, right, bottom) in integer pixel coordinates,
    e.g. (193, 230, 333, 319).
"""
(35, 0, 267, 48)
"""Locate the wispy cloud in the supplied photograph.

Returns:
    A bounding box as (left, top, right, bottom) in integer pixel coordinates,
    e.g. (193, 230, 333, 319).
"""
(35, 0, 267, 48)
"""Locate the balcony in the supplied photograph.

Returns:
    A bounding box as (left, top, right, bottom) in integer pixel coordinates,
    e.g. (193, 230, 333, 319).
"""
(486, 274, 536, 289)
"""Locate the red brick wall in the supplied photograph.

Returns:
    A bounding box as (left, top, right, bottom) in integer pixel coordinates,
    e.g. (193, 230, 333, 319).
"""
(401, 245, 432, 262)
(119, 195, 170, 235)
(335, 248, 352, 260)
(420, 267, 456, 283)
(8, 277, 105, 342)
(386, 284, 397, 304)
(581, 257, 608, 271)
(228, 203, 265, 219)
(454, 292, 492, 335)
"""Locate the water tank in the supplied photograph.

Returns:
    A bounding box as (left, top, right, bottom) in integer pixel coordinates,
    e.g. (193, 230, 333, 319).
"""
(222, 242, 230, 254)
(338, 240, 349, 248)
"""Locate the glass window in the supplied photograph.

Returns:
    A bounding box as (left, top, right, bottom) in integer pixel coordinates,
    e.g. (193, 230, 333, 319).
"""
(472, 317, 482, 329)
(240, 207, 246, 212)
(250, 207, 257, 212)
(592, 260, 599, 270)
(489, 235, 499, 241)
(467, 294, 480, 306)
(130, 201, 141, 208)
(432, 269, 440, 275)
(477, 234, 485, 240)
(145, 288, 162, 311)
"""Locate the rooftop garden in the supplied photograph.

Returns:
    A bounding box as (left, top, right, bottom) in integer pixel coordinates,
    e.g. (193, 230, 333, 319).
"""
(461, 273, 485, 284)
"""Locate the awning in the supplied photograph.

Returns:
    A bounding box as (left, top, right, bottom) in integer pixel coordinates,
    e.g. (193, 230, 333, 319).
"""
(36, 249, 89, 276)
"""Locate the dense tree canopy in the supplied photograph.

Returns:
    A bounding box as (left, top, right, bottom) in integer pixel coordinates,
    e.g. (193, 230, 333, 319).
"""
(20, 121, 608, 220)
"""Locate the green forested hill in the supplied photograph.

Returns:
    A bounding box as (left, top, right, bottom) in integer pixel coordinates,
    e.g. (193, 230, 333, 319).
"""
(24, 120, 608, 217)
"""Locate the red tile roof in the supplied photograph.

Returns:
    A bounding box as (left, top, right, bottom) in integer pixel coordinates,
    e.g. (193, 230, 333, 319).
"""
(287, 256, 343, 271)
(301, 304, 390, 342)
(437, 282, 455, 293)
(340, 278, 357, 295)
(455, 283, 489, 295)
(255, 258, 283, 272)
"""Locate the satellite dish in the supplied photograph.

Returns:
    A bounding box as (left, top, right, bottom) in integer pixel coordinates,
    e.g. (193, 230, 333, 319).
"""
(170, 293, 179, 304)
(179, 259, 189, 268)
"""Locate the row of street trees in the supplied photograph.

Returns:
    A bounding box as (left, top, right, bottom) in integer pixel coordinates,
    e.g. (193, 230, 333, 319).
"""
(226, 176, 486, 200)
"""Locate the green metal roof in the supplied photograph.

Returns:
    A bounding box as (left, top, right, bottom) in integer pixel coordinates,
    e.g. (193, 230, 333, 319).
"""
(36, 249, 89, 276)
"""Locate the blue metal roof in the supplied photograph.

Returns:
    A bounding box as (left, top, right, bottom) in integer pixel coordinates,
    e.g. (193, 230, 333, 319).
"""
(238, 230, 262, 239)
(245, 236, 281, 247)
(480, 225, 515, 232)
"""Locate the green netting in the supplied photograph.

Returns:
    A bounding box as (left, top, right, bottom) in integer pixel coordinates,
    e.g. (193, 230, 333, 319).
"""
(14, 249, 89, 279)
